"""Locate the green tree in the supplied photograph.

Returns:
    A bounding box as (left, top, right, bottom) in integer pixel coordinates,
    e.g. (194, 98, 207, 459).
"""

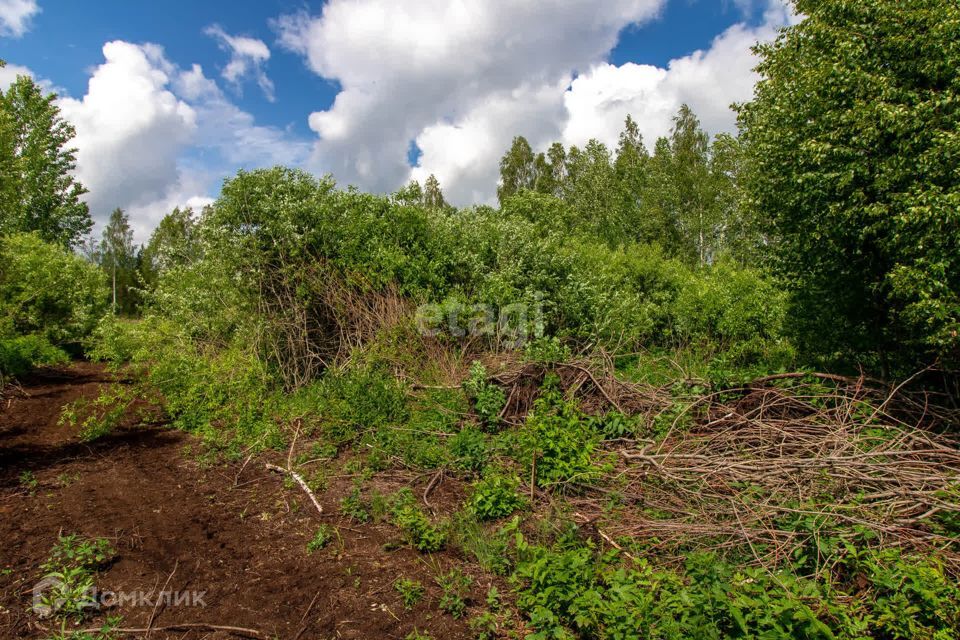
(497, 136, 537, 205)
(563, 139, 620, 243)
(423, 174, 446, 210)
(614, 115, 651, 242)
(99, 208, 137, 315)
(0, 74, 91, 247)
(140, 206, 198, 288)
(737, 0, 960, 372)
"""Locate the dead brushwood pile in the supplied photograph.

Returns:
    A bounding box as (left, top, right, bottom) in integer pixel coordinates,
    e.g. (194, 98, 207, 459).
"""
(490, 357, 960, 571)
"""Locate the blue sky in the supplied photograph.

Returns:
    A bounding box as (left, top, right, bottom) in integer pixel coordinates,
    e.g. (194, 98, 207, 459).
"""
(0, 0, 793, 238)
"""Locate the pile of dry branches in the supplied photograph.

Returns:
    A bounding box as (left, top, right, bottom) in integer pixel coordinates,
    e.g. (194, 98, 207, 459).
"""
(572, 374, 960, 570)
(490, 354, 672, 425)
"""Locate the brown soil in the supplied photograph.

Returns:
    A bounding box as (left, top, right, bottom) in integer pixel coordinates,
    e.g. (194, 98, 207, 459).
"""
(0, 364, 487, 639)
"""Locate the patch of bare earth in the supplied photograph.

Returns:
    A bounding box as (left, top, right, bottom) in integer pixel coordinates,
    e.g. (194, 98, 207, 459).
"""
(0, 364, 483, 639)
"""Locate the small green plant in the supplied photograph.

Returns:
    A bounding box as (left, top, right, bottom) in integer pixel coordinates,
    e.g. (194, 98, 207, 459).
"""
(36, 535, 115, 622)
(523, 336, 571, 363)
(340, 481, 371, 523)
(449, 426, 490, 473)
(436, 568, 473, 618)
(404, 630, 432, 640)
(41, 535, 115, 575)
(468, 473, 525, 521)
(463, 361, 506, 428)
(306, 526, 332, 553)
(520, 377, 598, 488)
(394, 577, 426, 609)
(394, 504, 447, 552)
(19, 469, 39, 491)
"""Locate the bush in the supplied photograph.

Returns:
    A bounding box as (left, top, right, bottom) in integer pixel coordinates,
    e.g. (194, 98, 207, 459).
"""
(0, 332, 68, 381)
(520, 379, 599, 488)
(0, 232, 108, 349)
(469, 473, 525, 521)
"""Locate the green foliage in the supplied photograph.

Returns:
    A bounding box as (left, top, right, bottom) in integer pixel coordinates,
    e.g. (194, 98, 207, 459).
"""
(449, 426, 490, 473)
(521, 378, 599, 488)
(511, 530, 960, 640)
(19, 469, 38, 491)
(468, 473, 525, 521)
(463, 361, 506, 427)
(0, 75, 91, 247)
(738, 0, 960, 372)
(387, 488, 447, 552)
(306, 525, 332, 553)
(58, 385, 134, 442)
(451, 513, 518, 576)
(436, 568, 473, 618)
(340, 481, 371, 523)
(404, 630, 432, 640)
(96, 208, 139, 316)
(0, 333, 68, 382)
(394, 578, 425, 609)
(37, 535, 115, 621)
(0, 232, 108, 349)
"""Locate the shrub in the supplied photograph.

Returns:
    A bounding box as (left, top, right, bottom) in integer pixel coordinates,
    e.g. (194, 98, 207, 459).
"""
(394, 578, 425, 609)
(469, 473, 525, 521)
(520, 379, 598, 488)
(463, 361, 506, 428)
(0, 232, 108, 349)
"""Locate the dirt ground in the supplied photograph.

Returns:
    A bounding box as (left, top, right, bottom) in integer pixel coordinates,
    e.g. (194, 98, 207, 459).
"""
(0, 364, 485, 639)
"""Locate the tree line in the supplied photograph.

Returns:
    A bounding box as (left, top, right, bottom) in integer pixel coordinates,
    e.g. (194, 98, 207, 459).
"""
(2, 0, 959, 380)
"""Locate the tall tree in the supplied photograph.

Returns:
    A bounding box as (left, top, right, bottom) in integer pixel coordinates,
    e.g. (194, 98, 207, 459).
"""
(534, 142, 568, 198)
(563, 139, 620, 243)
(614, 115, 651, 241)
(422, 174, 446, 210)
(738, 0, 960, 372)
(0, 74, 91, 247)
(497, 136, 537, 205)
(670, 105, 715, 265)
(141, 206, 198, 288)
(100, 208, 136, 314)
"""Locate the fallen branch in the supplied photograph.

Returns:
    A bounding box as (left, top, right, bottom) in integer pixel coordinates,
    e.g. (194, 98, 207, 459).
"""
(82, 623, 263, 638)
(265, 463, 324, 517)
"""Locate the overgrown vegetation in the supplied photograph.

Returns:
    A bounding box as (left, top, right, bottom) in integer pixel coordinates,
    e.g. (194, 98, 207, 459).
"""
(3, 2, 960, 636)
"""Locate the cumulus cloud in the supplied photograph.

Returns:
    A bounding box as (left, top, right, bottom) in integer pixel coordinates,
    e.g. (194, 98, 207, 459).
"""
(0, 0, 39, 38)
(277, 0, 796, 204)
(205, 24, 275, 102)
(274, 0, 666, 194)
(58, 42, 199, 227)
(56, 41, 307, 241)
(0, 61, 33, 88)
(561, 19, 780, 150)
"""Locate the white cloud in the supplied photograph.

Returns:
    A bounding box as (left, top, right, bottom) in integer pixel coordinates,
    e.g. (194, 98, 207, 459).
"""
(58, 42, 199, 229)
(0, 0, 39, 38)
(0, 61, 33, 89)
(55, 41, 307, 242)
(275, 0, 666, 194)
(561, 19, 779, 150)
(277, 0, 796, 204)
(205, 24, 275, 102)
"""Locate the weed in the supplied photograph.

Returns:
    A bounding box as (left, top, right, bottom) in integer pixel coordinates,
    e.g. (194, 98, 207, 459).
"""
(404, 630, 432, 640)
(306, 526, 332, 553)
(463, 361, 506, 428)
(394, 578, 426, 609)
(19, 470, 38, 491)
(468, 473, 525, 521)
(340, 481, 371, 523)
(436, 568, 473, 618)
(36, 535, 115, 621)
